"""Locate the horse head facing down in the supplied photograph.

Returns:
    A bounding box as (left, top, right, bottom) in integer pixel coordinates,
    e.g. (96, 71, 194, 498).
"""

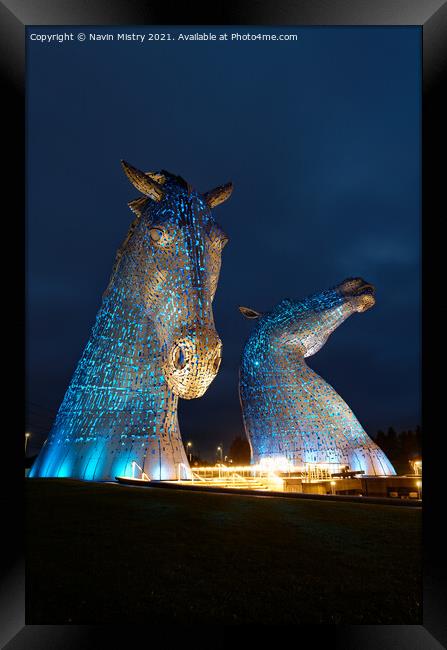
(117, 161, 232, 399)
(239, 278, 396, 476)
(30, 161, 233, 482)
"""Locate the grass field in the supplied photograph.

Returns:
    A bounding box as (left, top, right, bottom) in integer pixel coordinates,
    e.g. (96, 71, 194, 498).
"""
(26, 479, 421, 624)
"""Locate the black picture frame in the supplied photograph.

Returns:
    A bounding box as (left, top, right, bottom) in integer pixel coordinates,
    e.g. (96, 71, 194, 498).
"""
(2, 1, 446, 646)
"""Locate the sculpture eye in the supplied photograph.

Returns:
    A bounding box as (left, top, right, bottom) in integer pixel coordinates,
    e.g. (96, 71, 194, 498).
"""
(207, 223, 228, 249)
(211, 233, 228, 250)
(149, 227, 164, 243)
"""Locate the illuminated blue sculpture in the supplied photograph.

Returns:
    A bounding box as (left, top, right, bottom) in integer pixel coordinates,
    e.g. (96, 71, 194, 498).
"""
(239, 278, 396, 476)
(30, 162, 232, 481)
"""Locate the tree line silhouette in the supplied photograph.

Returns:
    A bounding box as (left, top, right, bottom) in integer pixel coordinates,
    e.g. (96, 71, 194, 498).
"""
(372, 426, 421, 474)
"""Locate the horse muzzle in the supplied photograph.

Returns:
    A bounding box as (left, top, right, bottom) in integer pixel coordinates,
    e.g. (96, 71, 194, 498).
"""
(337, 277, 376, 313)
(162, 327, 222, 399)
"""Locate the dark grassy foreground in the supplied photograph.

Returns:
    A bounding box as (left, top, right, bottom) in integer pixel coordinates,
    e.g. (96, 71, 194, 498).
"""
(26, 479, 421, 624)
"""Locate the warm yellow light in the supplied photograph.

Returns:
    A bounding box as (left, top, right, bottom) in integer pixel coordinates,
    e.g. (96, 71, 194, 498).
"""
(330, 481, 336, 486)
(258, 456, 294, 472)
(25, 432, 31, 438)
(187, 442, 192, 448)
(416, 481, 422, 488)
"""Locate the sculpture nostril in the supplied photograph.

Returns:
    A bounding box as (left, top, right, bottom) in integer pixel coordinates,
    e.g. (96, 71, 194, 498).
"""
(173, 345, 187, 370)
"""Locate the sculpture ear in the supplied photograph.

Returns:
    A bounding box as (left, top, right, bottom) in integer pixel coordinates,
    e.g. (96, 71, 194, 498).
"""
(239, 306, 262, 319)
(203, 182, 233, 208)
(121, 160, 165, 201)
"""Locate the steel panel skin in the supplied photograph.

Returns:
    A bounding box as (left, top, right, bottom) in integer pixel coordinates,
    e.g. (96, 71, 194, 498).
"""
(239, 278, 396, 476)
(30, 165, 231, 481)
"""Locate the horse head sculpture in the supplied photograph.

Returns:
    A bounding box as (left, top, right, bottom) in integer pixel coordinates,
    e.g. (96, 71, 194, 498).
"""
(239, 278, 396, 476)
(117, 161, 231, 399)
(30, 161, 233, 481)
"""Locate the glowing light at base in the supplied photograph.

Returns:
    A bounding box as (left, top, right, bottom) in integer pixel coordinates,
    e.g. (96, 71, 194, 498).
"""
(29, 162, 233, 481)
(258, 456, 294, 472)
(239, 278, 396, 477)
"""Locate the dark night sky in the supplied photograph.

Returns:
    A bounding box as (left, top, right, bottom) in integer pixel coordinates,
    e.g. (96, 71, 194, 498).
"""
(26, 26, 421, 460)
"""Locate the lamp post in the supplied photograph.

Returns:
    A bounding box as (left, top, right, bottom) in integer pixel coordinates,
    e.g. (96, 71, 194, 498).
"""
(187, 441, 193, 462)
(330, 480, 336, 495)
(416, 480, 422, 500)
(25, 432, 31, 455)
(217, 446, 223, 463)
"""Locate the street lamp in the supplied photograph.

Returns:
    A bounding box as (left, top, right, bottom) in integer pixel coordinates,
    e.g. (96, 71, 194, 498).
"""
(186, 441, 193, 462)
(25, 432, 31, 455)
(411, 459, 422, 476)
(217, 446, 223, 463)
(416, 480, 422, 500)
(330, 480, 336, 495)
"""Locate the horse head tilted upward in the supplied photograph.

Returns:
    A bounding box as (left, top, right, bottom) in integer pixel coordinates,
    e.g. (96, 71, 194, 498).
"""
(30, 162, 232, 481)
(239, 278, 396, 476)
